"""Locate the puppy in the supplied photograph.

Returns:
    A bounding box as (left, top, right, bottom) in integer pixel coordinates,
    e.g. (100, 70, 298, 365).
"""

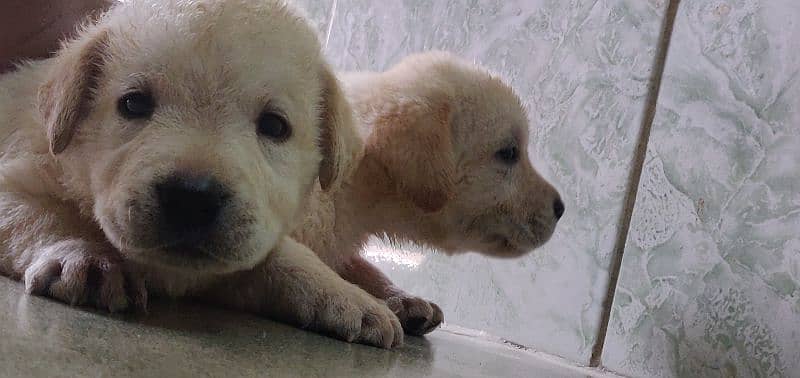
(293, 52, 563, 336)
(0, 0, 401, 348)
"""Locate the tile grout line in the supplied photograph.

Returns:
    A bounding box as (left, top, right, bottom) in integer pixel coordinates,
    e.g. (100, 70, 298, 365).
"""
(588, 0, 682, 368)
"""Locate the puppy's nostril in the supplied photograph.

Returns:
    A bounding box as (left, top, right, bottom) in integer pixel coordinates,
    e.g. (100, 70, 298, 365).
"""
(155, 175, 230, 238)
(553, 198, 565, 220)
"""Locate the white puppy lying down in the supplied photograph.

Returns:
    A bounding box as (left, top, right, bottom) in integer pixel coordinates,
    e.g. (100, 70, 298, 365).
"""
(0, 0, 402, 348)
(294, 52, 564, 335)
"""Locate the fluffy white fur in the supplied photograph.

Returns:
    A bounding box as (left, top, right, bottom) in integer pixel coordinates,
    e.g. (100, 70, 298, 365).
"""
(293, 52, 563, 335)
(0, 0, 402, 348)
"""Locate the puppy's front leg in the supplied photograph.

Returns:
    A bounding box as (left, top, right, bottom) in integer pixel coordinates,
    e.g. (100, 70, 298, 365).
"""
(341, 255, 443, 336)
(0, 176, 145, 311)
(208, 237, 403, 348)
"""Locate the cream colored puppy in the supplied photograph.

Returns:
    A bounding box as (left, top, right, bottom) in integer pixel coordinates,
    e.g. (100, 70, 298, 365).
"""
(0, 0, 402, 348)
(294, 52, 563, 336)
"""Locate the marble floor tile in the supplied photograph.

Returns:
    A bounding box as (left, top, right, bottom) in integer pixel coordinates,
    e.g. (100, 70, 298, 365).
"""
(0, 277, 615, 378)
(315, 0, 667, 363)
(603, 1, 800, 376)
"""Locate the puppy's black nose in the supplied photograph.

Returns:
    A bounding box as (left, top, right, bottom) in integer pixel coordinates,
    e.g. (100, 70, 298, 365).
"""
(553, 198, 565, 220)
(155, 175, 230, 238)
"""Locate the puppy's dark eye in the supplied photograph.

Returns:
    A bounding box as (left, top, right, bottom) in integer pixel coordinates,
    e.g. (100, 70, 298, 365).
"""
(117, 92, 155, 119)
(495, 146, 519, 164)
(256, 111, 291, 142)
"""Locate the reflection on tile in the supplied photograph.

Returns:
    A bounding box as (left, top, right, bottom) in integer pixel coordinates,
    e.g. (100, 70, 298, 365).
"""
(320, 0, 666, 362)
(604, 1, 800, 376)
(290, 0, 333, 43)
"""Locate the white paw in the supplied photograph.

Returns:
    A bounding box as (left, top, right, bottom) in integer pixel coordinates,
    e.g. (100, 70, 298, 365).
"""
(23, 240, 146, 312)
(301, 283, 404, 349)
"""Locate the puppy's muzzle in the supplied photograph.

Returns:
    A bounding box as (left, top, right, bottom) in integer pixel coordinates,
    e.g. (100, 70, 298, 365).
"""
(155, 174, 231, 245)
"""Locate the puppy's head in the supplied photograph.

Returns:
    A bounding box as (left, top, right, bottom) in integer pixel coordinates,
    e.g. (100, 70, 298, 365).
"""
(37, 0, 357, 274)
(368, 52, 562, 258)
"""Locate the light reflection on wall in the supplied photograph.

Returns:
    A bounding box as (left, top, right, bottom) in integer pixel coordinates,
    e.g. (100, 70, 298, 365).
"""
(362, 237, 428, 270)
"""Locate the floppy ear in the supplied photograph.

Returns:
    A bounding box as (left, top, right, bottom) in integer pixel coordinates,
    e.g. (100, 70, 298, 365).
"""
(367, 99, 455, 212)
(38, 28, 108, 155)
(317, 65, 362, 191)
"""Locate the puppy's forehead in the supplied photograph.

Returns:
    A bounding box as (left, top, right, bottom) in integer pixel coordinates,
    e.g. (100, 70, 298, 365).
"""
(105, 0, 323, 113)
(462, 78, 530, 144)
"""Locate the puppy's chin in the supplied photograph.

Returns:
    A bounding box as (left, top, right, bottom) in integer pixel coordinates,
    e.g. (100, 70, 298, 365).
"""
(472, 224, 554, 258)
(432, 235, 525, 258)
(478, 236, 532, 258)
(124, 245, 267, 275)
(437, 239, 528, 258)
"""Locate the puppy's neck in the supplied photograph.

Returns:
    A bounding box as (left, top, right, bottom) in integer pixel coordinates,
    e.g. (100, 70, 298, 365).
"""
(337, 152, 448, 249)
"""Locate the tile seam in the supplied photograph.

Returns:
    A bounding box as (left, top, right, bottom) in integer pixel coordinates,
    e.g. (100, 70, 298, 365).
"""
(588, 0, 682, 368)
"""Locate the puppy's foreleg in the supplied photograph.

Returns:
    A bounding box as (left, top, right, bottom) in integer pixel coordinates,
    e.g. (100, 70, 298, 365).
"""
(205, 237, 403, 348)
(341, 255, 444, 336)
(0, 172, 145, 311)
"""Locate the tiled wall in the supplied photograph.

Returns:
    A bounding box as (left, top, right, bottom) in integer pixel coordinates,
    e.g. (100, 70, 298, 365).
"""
(292, 0, 800, 375)
(603, 1, 800, 377)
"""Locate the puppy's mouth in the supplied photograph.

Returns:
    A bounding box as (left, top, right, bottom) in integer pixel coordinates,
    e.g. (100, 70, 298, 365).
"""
(105, 222, 230, 264)
(99, 206, 256, 272)
(484, 233, 531, 257)
(485, 234, 522, 255)
(482, 220, 551, 257)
